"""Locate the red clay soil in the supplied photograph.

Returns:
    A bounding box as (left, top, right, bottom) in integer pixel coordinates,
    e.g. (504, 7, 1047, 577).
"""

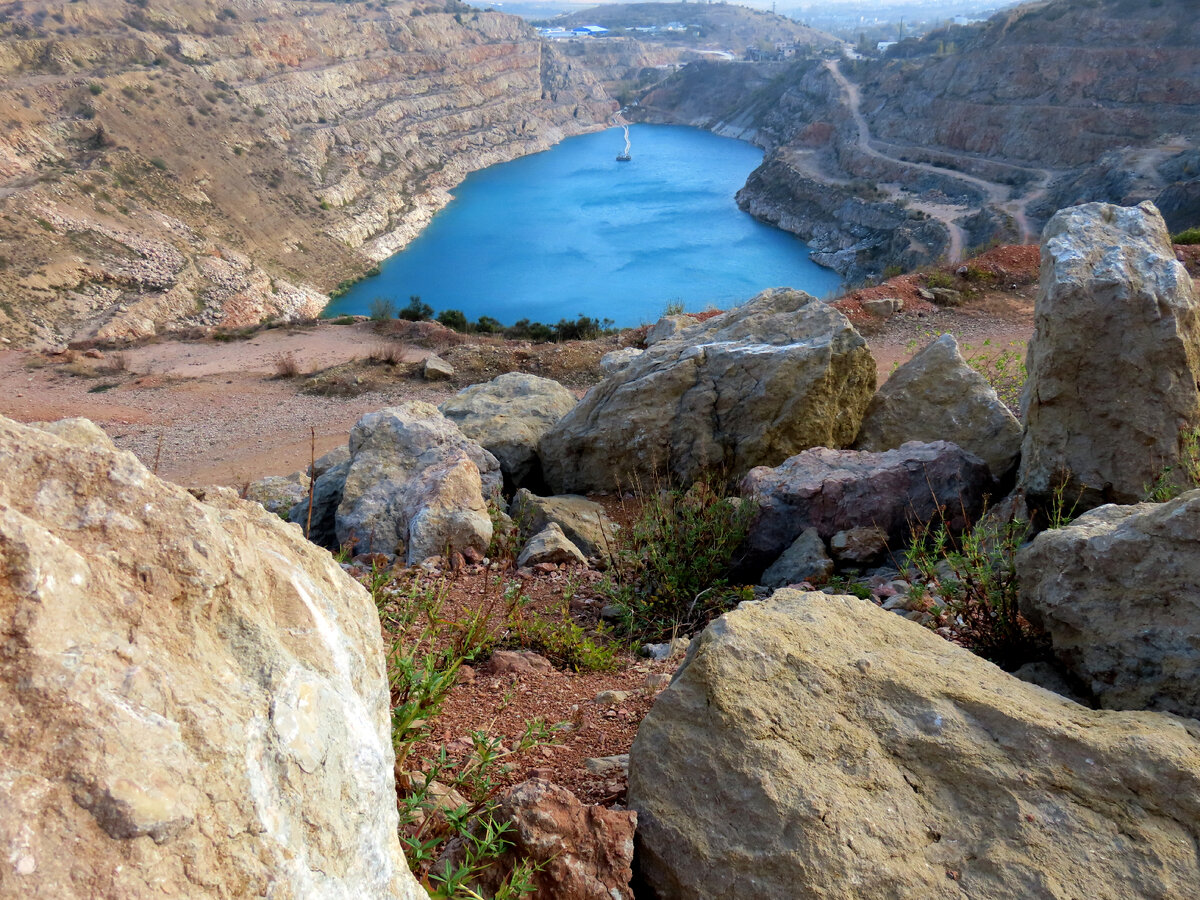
(363, 559, 677, 808)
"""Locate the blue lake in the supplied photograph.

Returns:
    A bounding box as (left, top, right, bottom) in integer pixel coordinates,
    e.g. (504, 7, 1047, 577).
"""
(325, 124, 842, 327)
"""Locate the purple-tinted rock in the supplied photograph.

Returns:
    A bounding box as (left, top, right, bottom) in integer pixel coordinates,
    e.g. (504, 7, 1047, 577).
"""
(741, 441, 993, 570)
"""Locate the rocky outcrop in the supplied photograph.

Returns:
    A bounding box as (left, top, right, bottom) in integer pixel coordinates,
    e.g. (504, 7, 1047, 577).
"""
(245, 471, 310, 516)
(1018, 202, 1200, 510)
(864, 1, 1200, 169)
(0, 0, 613, 346)
(0, 415, 425, 899)
(336, 403, 501, 561)
(644, 314, 698, 346)
(736, 154, 951, 281)
(599, 347, 644, 375)
(509, 489, 618, 559)
(438, 779, 636, 900)
(741, 441, 993, 570)
(516, 522, 587, 569)
(439, 372, 578, 492)
(758, 527, 832, 588)
(854, 333, 1021, 480)
(628, 588, 1200, 900)
(540, 289, 876, 493)
(1018, 491, 1200, 719)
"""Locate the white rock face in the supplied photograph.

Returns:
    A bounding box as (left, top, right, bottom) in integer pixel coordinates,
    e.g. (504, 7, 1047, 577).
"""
(1019, 201, 1200, 509)
(336, 402, 501, 561)
(629, 589, 1200, 900)
(0, 415, 426, 900)
(1018, 490, 1200, 719)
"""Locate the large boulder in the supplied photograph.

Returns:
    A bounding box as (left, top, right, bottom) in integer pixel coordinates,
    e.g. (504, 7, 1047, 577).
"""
(854, 333, 1021, 480)
(335, 403, 501, 561)
(1018, 491, 1200, 719)
(0, 415, 426, 899)
(740, 441, 993, 571)
(1019, 201, 1200, 510)
(439, 372, 577, 492)
(629, 589, 1200, 900)
(539, 289, 876, 493)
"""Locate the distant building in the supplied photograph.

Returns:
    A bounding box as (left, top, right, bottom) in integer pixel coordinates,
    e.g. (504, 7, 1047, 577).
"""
(571, 25, 609, 37)
(537, 28, 576, 39)
(877, 40, 897, 52)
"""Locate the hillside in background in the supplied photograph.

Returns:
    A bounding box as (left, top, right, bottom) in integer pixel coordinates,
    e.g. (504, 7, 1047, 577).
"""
(0, 0, 612, 347)
(633, 0, 1200, 280)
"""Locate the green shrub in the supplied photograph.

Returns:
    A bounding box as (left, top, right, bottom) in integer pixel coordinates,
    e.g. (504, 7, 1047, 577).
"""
(369, 296, 398, 321)
(962, 338, 1027, 415)
(88, 82, 103, 95)
(1142, 425, 1200, 502)
(149, 157, 168, 170)
(1173, 227, 1200, 245)
(905, 510, 1041, 670)
(437, 308, 469, 332)
(924, 270, 955, 289)
(501, 586, 618, 672)
(400, 295, 433, 321)
(475, 315, 502, 334)
(604, 480, 754, 642)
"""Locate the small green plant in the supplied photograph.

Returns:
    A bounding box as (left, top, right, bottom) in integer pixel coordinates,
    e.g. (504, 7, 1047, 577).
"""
(374, 574, 554, 898)
(369, 296, 398, 321)
(663, 300, 686, 316)
(1142, 425, 1200, 501)
(1172, 227, 1200, 245)
(149, 157, 168, 170)
(501, 584, 618, 672)
(88, 82, 104, 95)
(882, 263, 905, 279)
(604, 478, 754, 642)
(905, 504, 1046, 670)
(962, 339, 1027, 414)
(924, 270, 955, 289)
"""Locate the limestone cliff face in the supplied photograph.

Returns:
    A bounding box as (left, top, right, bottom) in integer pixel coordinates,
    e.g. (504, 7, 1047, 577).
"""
(0, 0, 613, 346)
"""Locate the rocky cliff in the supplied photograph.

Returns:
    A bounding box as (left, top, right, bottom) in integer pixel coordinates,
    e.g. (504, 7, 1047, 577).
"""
(0, 0, 613, 346)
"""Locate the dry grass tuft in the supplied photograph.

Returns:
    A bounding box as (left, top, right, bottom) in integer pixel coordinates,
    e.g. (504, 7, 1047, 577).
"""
(272, 350, 301, 379)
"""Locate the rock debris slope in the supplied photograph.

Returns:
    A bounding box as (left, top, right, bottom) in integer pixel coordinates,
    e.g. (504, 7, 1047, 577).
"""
(0, 414, 426, 899)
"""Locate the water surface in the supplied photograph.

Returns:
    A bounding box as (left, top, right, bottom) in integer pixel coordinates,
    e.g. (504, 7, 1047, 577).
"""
(326, 124, 842, 326)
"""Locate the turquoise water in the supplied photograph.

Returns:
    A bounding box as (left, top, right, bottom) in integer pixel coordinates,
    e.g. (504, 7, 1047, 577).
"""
(325, 124, 842, 327)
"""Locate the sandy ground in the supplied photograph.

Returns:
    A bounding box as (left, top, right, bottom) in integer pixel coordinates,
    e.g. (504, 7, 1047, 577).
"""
(0, 252, 1042, 489)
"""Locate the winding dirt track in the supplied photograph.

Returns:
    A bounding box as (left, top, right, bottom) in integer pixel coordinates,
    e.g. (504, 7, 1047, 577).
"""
(824, 60, 1053, 251)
